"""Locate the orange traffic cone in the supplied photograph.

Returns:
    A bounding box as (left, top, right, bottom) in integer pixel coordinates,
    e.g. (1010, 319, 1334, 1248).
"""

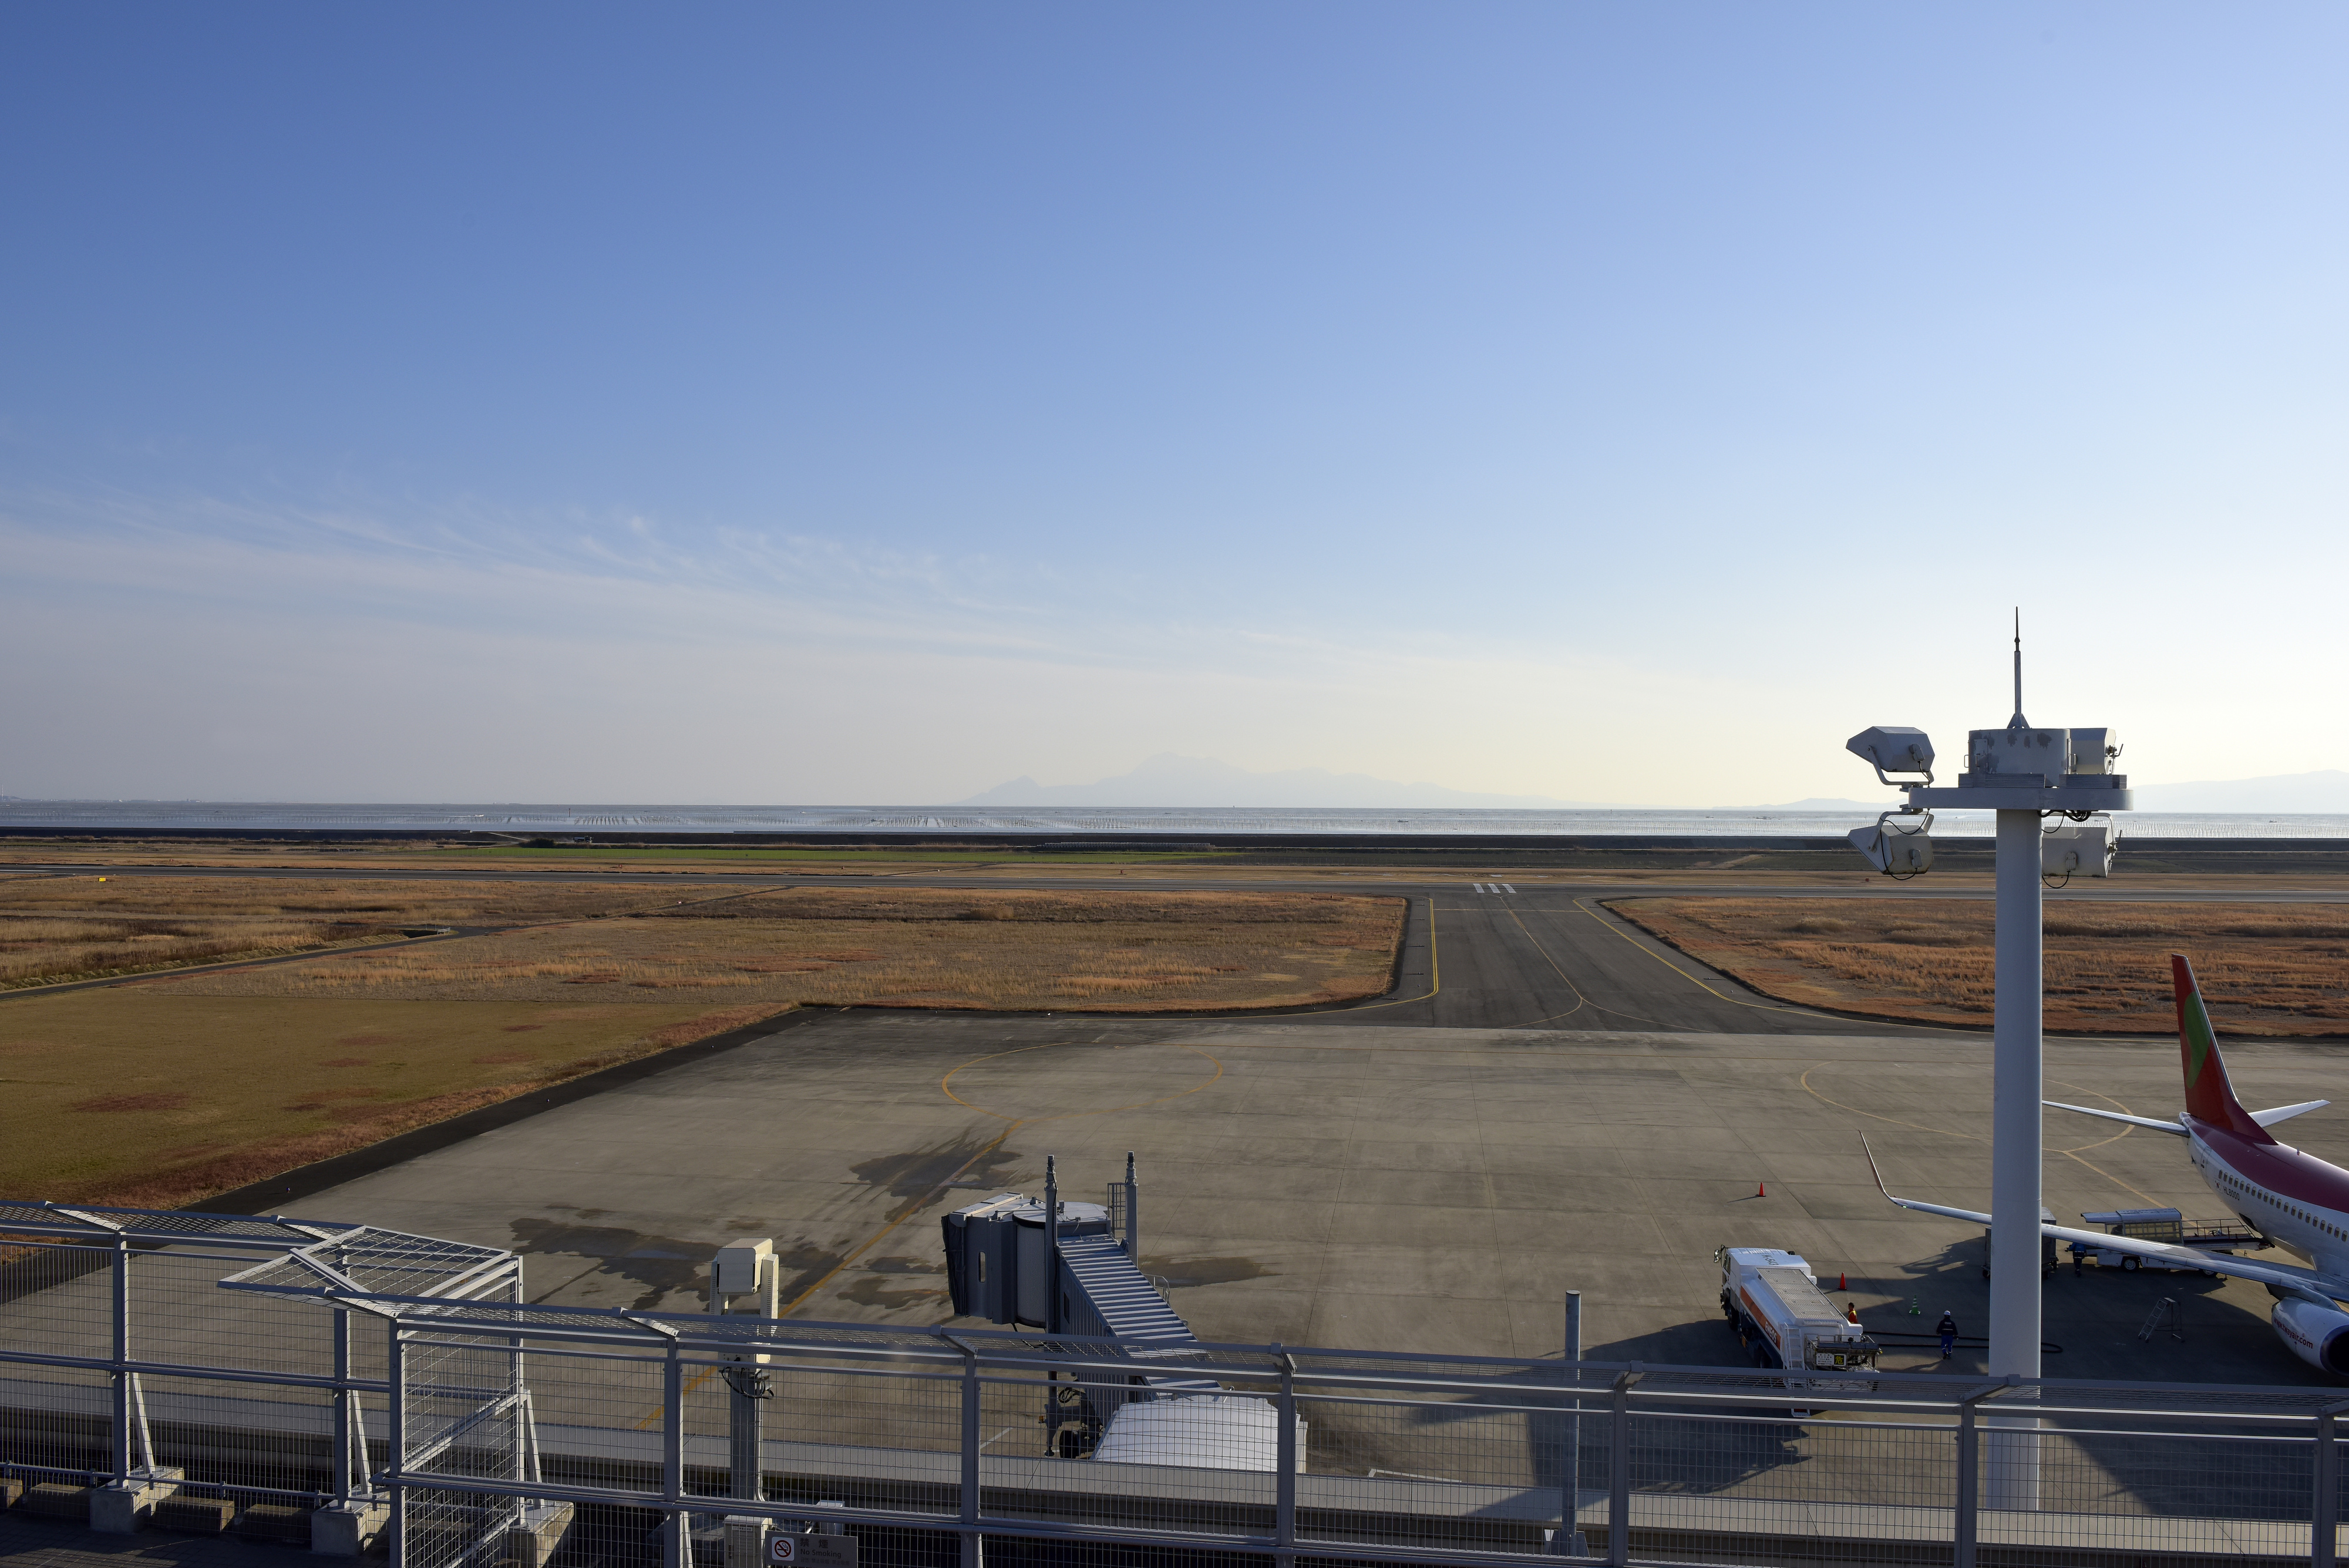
(1838, 1272, 1847, 1291)
(1756, 1180, 1766, 1197)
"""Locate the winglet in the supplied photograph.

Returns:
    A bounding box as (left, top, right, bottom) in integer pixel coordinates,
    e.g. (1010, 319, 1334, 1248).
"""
(1860, 1133, 1892, 1202)
(1857, 1133, 1994, 1226)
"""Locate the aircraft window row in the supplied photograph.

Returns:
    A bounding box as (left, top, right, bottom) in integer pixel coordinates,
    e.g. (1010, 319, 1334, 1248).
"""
(2272, 1199, 2341, 1239)
(2206, 1170, 2346, 1239)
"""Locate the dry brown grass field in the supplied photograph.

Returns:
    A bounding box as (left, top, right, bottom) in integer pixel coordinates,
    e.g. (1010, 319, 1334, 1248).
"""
(1616, 897, 2349, 1035)
(152, 887, 1405, 1011)
(0, 883, 1402, 1208)
(0, 842, 1112, 876)
(0, 992, 787, 1207)
(0, 876, 733, 988)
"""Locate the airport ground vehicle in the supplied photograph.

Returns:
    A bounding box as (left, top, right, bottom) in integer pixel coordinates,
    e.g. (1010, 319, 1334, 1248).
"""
(2067, 1207, 2265, 1273)
(1716, 1245, 1879, 1393)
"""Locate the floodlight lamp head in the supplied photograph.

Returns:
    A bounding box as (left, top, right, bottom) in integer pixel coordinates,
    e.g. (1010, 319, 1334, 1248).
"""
(1850, 810, 1934, 879)
(2041, 815, 2121, 883)
(1845, 726, 1935, 788)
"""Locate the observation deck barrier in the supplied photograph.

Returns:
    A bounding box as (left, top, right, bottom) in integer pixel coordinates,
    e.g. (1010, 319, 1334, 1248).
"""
(7, 1201, 2349, 1568)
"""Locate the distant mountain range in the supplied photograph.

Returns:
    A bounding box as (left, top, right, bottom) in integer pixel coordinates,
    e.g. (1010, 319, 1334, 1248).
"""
(957, 759, 2349, 813)
(961, 759, 1931, 812)
(2128, 769, 2349, 813)
(955, 754, 1609, 810)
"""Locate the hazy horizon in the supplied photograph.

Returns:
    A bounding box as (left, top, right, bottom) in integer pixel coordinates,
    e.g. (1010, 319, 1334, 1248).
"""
(6, 753, 2345, 817)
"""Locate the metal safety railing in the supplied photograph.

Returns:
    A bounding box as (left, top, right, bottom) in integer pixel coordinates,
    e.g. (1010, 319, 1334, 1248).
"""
(0, 1202, 517, 1553)
(9, 1202, 2349, 1568)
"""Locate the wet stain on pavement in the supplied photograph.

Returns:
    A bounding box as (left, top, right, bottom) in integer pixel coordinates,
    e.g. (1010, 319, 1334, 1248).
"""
(865, 1255, 943, 1274)
(837, 1274, 950, 1310)
(508, 1219, 719, 1309)
(771, 1241, 844, 1308)
(851, 1133, 1022, 1203)
(1140, 1255, 1276, 1288)
(509, 1219, 846, 1311)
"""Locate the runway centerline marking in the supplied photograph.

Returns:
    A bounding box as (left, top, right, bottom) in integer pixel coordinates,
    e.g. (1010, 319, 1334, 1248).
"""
(1502, 906, 1657, 1028)
(1569, 897, 1846, 1021)
(1497, 907, 1583, 1024)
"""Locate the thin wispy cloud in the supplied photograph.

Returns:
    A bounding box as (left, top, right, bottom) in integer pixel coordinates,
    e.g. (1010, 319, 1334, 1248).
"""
(0, 486, 1762, 803)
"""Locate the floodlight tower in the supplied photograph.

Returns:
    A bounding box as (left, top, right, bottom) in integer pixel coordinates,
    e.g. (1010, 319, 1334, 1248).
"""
(1845, 617, 2129, 1510)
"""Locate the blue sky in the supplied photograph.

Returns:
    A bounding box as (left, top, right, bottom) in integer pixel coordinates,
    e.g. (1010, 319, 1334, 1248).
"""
(4, 4, 2344, 805)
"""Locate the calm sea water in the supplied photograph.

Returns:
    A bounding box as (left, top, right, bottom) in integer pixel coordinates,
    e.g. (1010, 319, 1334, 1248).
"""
(3, 800, 2344, 839)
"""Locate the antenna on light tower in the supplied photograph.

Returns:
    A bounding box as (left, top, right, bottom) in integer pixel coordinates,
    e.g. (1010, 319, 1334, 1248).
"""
(2008, 608, 2027, 728)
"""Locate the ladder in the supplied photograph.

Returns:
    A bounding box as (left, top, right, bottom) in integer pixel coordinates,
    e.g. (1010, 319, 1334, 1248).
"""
(2137, 1297, 2184, 1342)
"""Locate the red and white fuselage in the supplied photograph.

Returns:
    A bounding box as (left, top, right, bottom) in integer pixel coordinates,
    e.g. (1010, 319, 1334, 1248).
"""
(2183, 1118, 2349, 1278)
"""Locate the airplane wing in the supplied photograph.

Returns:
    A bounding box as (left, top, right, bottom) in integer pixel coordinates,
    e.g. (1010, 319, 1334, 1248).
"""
(2039, 1223, 2341, 1300)
(2047, 1096, 2333, 1133)
(1857, 1136, 2345, 1304)
(2042, 1100, 2189, 1136)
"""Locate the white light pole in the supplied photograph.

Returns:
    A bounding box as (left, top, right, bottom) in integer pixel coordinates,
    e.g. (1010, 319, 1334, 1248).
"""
(1847, 620, 2129, 1510)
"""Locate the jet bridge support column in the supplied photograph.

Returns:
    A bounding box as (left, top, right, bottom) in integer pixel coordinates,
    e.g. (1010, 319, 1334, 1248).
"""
(1273, 1344, 1295, 1568)
(1044, 1158, 1060, 1333)
(1122, 1153, 1139, 1264)
(1987, 807, 2042, 1512)
(1549, 1291, 1589, 1559)
(709, 1241, 779, 1509)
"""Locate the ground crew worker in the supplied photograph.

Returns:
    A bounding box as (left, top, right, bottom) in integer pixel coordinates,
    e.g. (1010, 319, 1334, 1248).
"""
(1937, 1310, 1957, 1359)
(1845, 1302, 1860, 1325)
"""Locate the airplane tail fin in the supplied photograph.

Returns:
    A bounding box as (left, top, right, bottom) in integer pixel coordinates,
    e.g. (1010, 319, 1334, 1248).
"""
(2174, 954, 2269, 1141)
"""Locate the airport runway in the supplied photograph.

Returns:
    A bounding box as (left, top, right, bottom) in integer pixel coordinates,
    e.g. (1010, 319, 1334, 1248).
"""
(1293, 891, 1963, 1035)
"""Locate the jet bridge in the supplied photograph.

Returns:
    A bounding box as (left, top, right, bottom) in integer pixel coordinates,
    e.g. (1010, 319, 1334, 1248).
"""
(940, 1155, 1300, 1469)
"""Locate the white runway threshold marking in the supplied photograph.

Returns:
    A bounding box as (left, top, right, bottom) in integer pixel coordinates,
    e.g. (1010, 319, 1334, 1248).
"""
(1469, 883, 1518, 894)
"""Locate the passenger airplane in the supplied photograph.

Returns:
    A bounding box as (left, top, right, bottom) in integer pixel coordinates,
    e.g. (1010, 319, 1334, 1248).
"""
(1867, 954, 2349, 1375)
